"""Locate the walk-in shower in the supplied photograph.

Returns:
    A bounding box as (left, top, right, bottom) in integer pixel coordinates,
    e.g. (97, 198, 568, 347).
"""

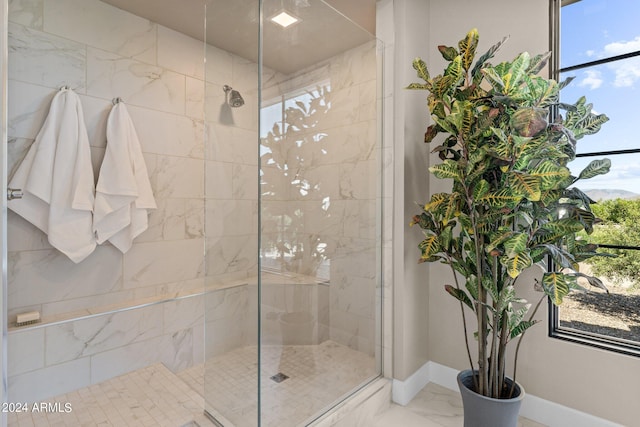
(2, 0, 384, 426)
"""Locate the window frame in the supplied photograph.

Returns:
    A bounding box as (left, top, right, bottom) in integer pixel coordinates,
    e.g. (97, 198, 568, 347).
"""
(548, 0, 640, 358)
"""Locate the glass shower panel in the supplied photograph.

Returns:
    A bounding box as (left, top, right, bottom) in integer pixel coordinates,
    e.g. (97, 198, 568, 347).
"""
(260, 1, 382, 425)
(203, 1, 260, 426)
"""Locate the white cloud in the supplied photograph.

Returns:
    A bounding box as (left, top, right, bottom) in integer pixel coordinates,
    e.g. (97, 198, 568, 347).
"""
(603, 36, 640, 56)
(602, 36, 640, 87)
(609, 58, 640, 87)
(586, 50, 596, 57)
(577, 69, 603, 90)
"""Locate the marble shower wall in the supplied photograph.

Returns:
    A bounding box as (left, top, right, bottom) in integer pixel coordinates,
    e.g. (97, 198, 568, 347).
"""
(6, 0, 381, 403)
(5, 0, 257, 401)
(259, 40, 380, 356)
(7, 0, 210, 322)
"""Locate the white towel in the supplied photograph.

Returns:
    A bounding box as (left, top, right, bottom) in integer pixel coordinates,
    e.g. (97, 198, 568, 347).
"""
(93, 101, 156, 253)
(8, 87, 96, 263)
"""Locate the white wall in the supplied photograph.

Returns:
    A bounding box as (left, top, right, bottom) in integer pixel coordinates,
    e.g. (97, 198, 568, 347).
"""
(391, 0, 432, 381)
(394, 0, 640, 425)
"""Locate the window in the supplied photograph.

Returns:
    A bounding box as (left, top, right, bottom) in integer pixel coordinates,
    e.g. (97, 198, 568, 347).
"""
(259, 82, 332, 280)
(549, 0, 640, 356)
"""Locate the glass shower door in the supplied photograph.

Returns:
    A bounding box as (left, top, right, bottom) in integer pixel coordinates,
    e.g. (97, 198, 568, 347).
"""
(203, 1, 260, 426)
(259, 1, 383, 425)
(202, 1, 383, 426)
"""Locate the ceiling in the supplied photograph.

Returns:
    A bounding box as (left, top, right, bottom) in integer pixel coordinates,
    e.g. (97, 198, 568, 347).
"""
(100, 0, 376, 74)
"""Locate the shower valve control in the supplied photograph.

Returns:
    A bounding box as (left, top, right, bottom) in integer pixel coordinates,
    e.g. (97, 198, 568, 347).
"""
(7, 188, 23, 200)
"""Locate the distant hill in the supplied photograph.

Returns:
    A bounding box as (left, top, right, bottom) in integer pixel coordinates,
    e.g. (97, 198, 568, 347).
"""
(584, 189, 640, 201)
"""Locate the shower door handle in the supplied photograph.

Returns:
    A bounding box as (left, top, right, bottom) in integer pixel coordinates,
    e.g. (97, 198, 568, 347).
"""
(7, 188, 23, 200)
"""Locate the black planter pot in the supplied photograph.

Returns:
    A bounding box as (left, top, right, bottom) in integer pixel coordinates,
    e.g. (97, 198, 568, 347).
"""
(457, 370, 525, 427)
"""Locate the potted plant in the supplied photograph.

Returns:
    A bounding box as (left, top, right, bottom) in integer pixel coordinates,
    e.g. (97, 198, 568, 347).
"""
(408, 28, 610, 426)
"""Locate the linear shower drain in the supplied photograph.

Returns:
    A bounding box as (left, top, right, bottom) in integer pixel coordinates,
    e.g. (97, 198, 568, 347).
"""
(270, 372, 289, 383)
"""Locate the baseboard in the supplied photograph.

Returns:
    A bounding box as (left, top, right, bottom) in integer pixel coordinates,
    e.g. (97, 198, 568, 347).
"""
(392, 361, 622, 427)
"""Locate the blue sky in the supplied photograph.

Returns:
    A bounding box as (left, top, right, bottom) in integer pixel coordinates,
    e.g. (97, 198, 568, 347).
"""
(560, 0, 640, 193)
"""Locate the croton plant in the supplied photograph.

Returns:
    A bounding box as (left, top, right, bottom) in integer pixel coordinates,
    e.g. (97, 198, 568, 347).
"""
(409, 29, 611, 398)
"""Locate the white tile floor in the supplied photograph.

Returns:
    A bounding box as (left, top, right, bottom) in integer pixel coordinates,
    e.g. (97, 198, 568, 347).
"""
(8, 346, 546, 427)
(191, 341, 378, 427)
(372, 382, 546, 427)
(8, 364, 212, 427)
(8, 341, 378, 427)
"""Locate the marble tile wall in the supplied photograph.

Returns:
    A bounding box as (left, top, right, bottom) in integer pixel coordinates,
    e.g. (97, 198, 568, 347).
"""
(7, 292, 206, 402)
(6, 0, 385, 405)
(7, 0, 209, 321)
(259, 41, 381, 356)
(5, 0, 256, 402)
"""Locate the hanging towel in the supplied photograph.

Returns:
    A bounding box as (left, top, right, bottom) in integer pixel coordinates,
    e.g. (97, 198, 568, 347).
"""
(93, 100, 156, 253)
(8, 87, 96, 263)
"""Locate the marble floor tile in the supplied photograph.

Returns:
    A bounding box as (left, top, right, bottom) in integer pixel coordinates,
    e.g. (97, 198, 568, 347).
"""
(372, 382, 546, 427)
(7, 347, 546, 427)
(9, 364, 213, 427)
(181, 340, 378, 427)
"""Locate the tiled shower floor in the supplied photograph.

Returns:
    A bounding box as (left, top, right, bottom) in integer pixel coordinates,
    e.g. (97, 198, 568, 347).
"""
(190, 341, 378, 427)
(8, 341, 377, 427)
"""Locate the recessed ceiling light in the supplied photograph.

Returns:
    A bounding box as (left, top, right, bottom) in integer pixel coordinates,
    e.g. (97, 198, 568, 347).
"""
(270, 10, 301, 28)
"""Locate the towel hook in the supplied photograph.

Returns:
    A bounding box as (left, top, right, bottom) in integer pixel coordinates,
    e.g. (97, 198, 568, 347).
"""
(112, 97, 124, 105)
(59, 85, 69, 91)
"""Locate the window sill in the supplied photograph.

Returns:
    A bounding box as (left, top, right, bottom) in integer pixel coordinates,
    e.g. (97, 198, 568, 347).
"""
(550, 326, 640, 358)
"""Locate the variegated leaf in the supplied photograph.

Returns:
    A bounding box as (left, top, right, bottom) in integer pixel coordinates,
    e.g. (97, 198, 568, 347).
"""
(501, 250, 533, 278)
(412, 57, 430, 82)
(504, 52, 530, 93)
(530, 161, 570, 190)
(571, 208, 596, 234)
(535, 218, 584, 244)
(432, 116, 457, 136)
(471, 35, 509, 81)
(526, 51, 552, 75)
(406, 82, 430, 90)
(438, 45, 458, 61)
(458, 28, 479, 71)
(558, 76, 576, 90)
(508, 171, 542, 201)
(574, 113, 610, 140)
(573, 272, 608, 292)
(443, 193, 460, 225)
(431, 75, 456, 98)
(424, 192, 450, 211)
(473, 179, 490, 200)
(541, 272, 576, 305)
(429, 160, 461, 181)
(444, 56, 464, 85)
(510, 320, 539, 339)
(503, 233, 529, 257)
(531, 76, 558, 107)
(481, 67, 505, 92)
(418, 233, 441, 261)
(479, 189, 522, 208)
(445, 285, 474, 310)
(511, 107, 548, 137)
(577, 158, 611, 180)
(424, 124, 439, 143)
(486, 228, 515, 253)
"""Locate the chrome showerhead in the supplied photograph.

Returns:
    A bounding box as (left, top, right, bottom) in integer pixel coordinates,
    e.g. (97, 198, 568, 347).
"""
(223, 85, 245, 108)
